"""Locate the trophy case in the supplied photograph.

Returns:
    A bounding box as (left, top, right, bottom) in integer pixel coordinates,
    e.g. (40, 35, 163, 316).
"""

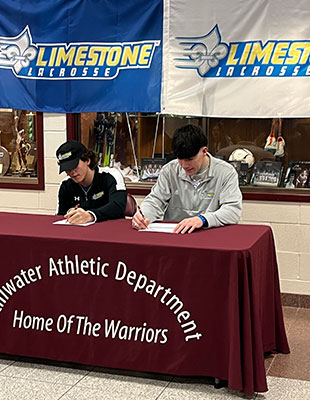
(69, 113, 206, 191)
(0, 109, 44, 190)
(68, 113, 310, 201)
(207, 117, 310, 201)
(72, 112, 205, 168)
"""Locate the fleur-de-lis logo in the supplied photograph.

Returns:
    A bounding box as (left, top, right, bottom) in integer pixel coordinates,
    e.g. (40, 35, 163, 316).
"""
(0, 26, 37, 73)
(174, 25, 228, 76)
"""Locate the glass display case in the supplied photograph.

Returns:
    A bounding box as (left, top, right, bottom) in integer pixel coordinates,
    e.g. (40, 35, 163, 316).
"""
(0, 109, 44, 189)
(69, 113, 310, 201)
(208, 117, 310, 201)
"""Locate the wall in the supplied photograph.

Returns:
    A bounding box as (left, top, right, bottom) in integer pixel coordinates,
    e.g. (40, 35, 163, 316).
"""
(0, 113, 309, 296)
(241, 201, 310, 295)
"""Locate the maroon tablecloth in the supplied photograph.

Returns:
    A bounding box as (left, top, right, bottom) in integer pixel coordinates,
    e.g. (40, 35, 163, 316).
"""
(0, 212, 289, 394)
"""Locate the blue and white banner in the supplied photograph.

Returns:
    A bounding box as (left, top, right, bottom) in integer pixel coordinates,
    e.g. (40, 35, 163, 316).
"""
(1, 0, 310, 116)
(162, 0, 310, 117)
(0, 0, 162, 113)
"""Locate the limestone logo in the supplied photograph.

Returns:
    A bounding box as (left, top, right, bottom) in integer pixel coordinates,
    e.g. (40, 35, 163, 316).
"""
(175, 25, 228, 76)
(0, 26, 160, 80)
(175, 25, 310, 78)
(0, 26, 37, 74)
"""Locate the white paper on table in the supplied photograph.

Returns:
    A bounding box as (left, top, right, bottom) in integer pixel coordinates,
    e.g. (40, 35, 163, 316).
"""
(140, 222, 178, 233)
(53, 219, 94, 227)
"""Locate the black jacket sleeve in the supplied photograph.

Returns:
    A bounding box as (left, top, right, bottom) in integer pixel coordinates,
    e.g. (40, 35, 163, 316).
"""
(89, 174, 127, 222)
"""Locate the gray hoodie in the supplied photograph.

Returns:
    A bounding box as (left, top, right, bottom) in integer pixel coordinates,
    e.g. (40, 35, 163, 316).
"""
(140, 154, 242, 228)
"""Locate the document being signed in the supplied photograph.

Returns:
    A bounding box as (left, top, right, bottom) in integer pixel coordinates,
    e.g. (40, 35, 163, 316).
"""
(53, 219, 94, 227)
(140, 222, 178, 233)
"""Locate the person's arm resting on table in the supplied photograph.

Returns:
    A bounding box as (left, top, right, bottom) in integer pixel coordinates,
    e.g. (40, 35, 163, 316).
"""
(174, 163, 242, 234)
(65, 205, 95, 225)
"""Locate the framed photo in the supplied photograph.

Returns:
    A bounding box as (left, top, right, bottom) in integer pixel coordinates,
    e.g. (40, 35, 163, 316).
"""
(250, 161, 283, 187)
(140, 158, 167, 182)
(283, 161, 310, 189)
(228, 160, 249, 186)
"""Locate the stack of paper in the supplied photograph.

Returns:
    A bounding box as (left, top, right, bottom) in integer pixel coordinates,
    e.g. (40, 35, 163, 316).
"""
(140, 222, 177, 233)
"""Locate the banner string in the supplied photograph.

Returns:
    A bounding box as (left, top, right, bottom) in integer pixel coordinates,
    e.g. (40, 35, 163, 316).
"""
(152, 113, 160, 158)
(125, 112, 140, 179)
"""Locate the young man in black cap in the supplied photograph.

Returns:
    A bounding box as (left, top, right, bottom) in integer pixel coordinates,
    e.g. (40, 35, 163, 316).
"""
(132, 124, 242, 233)
(56, 140, 127, 225)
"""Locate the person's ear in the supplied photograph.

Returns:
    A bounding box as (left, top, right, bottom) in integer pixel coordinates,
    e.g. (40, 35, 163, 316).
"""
(202, 146, 208, 156)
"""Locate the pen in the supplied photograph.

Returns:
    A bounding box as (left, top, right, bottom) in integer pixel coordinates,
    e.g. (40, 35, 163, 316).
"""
(138, 205, 145, 218)
(65, 204, 80, 219)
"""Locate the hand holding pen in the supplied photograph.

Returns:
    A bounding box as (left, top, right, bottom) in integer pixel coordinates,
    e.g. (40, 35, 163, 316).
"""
(132, 205, 150, 230)
(65, 204, 94, 225)
(65, 203, 80, 219)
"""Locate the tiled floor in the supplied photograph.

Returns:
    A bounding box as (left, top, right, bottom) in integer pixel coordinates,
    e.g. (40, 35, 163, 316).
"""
(0, 306, 309, 399)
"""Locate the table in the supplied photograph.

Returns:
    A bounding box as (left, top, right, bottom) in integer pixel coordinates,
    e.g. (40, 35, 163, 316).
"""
(0, 212, 289, 395)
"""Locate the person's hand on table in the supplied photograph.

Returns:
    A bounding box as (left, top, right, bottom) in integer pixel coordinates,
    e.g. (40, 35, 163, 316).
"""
(132, 211, 150, 230)
(65, 207, 94, 225)
(174, 216, 203, 234)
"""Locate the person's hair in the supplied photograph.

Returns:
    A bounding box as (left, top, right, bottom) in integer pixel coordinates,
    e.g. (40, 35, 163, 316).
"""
(80, 149, 98, 169)
(172, 124, 208, 159)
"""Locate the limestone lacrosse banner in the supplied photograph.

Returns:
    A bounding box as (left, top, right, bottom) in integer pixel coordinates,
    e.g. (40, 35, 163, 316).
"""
(2, 0, 310, 116)
(162, 0, 310, 117)
(0, 0, 162, 113)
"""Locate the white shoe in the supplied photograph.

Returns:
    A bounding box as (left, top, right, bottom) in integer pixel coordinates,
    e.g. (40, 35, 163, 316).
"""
(274, 136, 285, 157)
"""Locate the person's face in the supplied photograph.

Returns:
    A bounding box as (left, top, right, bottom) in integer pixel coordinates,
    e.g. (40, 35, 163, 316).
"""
(65, 159, 91, 185)
(178, 146, 208, 176)
(211, 124, 221, 140)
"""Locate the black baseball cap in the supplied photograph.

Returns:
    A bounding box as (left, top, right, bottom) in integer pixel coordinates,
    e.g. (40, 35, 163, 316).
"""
(56, 140, 87, 173)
